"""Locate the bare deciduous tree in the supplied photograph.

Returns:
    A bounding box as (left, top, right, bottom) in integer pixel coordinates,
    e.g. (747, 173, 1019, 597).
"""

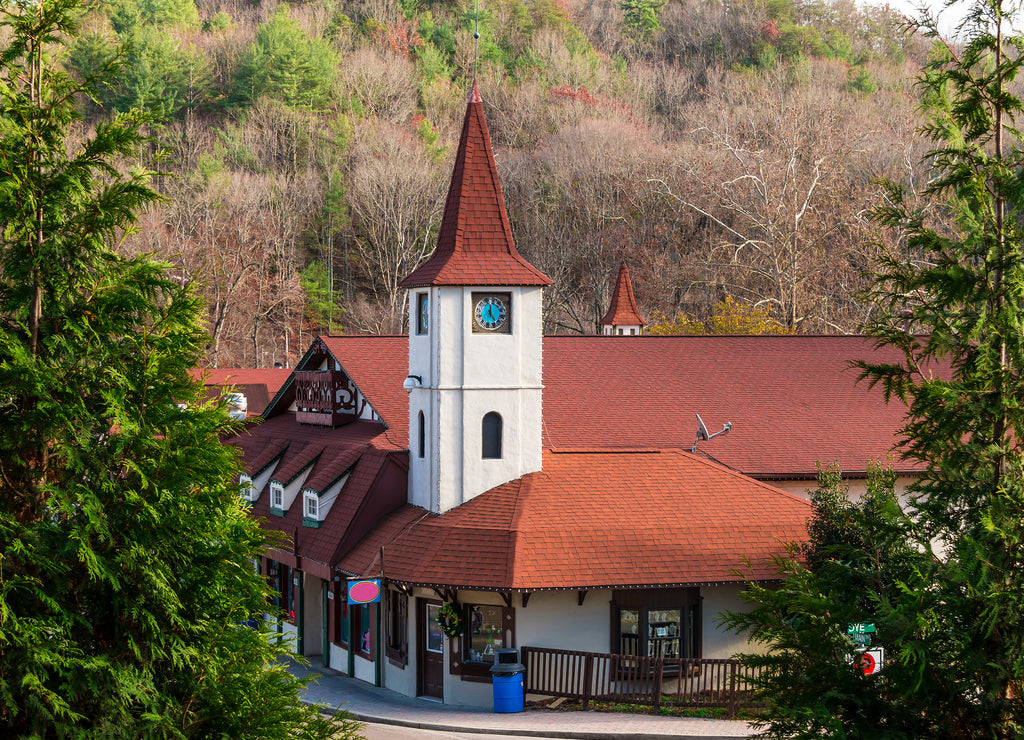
(346, 121, 445, 332)
(653, 69, 881, 332)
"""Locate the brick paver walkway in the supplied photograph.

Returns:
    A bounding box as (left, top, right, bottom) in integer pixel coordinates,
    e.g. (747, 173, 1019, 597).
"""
(291, 661, 754, 739)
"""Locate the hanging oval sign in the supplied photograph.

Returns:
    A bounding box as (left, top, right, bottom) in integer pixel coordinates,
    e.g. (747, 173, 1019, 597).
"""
(348, 579, 381, 604)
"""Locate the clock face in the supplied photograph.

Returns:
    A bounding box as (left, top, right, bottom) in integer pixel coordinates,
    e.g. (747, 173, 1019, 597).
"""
(473, 294, 510, 332)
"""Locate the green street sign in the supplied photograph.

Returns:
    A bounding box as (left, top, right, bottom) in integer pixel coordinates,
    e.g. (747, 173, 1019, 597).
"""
(850, 633, 871, 646)
(847, 622, 876, 635)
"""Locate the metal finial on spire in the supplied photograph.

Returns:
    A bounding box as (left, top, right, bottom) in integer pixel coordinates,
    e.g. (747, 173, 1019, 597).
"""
(473, 0, 480, 85)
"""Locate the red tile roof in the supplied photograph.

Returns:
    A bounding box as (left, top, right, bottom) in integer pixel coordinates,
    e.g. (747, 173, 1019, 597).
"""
(400, 82, 551, 288)
(227, 414, 407, 568)
(192, 368, 291, 415)
(540, 335, 920, 478)
(302, 334, 920, 479)
(600, 263, 645, 328)
(318, 335, 410, 444)
(348, 449, 809, 589)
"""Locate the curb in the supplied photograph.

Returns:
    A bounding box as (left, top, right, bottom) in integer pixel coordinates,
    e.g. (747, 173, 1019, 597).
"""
(312, 701, 752, 740)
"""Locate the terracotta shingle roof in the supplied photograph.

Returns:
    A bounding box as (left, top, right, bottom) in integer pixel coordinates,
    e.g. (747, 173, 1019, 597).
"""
(400, 82, 551, 288)
(302, 334, 919, 479)
(600, 263, 645, 328)
(191, 368, 291, 415)
(318, 335, 410, 444)
(226, 414, 407, 568)
(541, 335, 919, 478)
(360, 449, 810, 590)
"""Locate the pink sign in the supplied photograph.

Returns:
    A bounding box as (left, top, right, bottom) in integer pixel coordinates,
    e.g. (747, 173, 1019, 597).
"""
(348, 579, 381, 604)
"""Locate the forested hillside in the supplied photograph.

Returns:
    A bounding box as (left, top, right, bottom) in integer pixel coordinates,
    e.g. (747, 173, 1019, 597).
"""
(50, 0, 935, 366)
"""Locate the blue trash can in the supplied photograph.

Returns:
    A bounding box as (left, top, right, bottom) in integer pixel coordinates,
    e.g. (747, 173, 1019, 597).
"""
(490, 648, 525, 713)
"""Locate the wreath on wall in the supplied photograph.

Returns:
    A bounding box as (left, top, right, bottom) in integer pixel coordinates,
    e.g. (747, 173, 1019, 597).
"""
(438, 602, 464, 637)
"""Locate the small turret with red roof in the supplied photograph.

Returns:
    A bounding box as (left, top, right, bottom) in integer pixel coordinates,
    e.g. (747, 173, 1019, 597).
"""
(601, 262, 645, 335)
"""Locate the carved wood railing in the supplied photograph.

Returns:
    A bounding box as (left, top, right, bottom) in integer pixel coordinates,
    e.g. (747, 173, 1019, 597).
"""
(293, 370, 357, 427)
(521, 646, 764, 717)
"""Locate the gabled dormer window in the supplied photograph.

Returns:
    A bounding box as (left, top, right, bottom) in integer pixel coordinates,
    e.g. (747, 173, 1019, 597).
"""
(303, 490, 320, 527)
(269, 480, 285, 516)
(300, 472, 350, 528)
(240, 474, 258, 504)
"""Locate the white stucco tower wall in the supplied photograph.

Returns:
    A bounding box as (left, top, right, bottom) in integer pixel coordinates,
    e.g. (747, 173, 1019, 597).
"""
(407, 286, 543, 513)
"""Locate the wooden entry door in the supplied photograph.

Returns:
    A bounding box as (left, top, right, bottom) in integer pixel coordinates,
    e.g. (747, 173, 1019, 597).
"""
(417, 599, 444, 700)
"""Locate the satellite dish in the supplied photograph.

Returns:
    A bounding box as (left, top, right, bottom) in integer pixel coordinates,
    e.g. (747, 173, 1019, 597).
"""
(695, 413, 710, 442)
(692, 413, 731, 453)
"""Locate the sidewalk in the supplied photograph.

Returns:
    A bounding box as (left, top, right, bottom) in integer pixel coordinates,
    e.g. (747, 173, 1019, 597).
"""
(291, 661, 755, 739)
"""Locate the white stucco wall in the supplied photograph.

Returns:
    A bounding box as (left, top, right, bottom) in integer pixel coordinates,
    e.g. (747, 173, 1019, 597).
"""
(328, 642, 347, 672)
(701, 583, 758, 659)
(277, 620, 298, 652)
(515, 590, 613, 653)
(353, 654, 375, 684)
(390, 586, 757, 709)
(383, 648, 416, 699)
(769, 475, 917, 501)
(407, 286, 544, 513)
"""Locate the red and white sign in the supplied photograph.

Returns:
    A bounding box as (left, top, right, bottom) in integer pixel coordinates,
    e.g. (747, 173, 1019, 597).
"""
(858, 648, 884, 675)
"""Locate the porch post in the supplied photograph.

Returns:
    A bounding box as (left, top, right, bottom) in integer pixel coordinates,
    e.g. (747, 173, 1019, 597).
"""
(374, 601, 383, 687)
(295, 570, 305, 655)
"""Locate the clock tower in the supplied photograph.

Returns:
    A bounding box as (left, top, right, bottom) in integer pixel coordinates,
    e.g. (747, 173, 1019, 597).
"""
(401, 82, 552, 514)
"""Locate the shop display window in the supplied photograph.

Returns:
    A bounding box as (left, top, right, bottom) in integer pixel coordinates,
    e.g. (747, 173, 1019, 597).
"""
(464, 604, 506, 663)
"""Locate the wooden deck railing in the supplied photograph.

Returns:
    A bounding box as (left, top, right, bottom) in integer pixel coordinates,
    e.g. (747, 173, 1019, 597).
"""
(521, 646, 764, 717)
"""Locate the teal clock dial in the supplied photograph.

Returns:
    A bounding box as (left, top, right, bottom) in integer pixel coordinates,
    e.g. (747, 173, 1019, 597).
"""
(473, 295, 509, 332)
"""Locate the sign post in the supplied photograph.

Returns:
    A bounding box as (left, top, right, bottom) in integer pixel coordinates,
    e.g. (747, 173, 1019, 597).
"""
(857, 648, 884, 675)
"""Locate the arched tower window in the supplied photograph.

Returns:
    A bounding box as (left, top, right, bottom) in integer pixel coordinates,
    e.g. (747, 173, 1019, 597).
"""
(417, 411, 425, 459)
(482, 412, 502, 459)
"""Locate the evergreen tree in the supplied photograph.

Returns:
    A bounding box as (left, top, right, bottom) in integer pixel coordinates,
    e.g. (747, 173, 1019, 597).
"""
(857, 0, 1024, 728)
(0, 1, 358, 737)
(233, 8, 340, 112)
(723, 0, 1024, 736)
(723, 466, 932, 739)
(107, 27, 211, 120)
(618, 0, 665, 41)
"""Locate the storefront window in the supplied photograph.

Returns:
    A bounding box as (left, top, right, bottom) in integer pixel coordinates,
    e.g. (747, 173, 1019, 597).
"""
(619, 607, 640, 656)
(284, 566, 296, 623)
(647, 608, 681, 658)
(612, 588, 700, 660)
(465, 604, 506, 663)
(266, 560, 295, 621)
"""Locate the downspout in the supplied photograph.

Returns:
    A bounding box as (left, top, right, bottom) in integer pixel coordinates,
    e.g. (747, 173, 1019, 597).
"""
(296, 571, 305, 655)
(322, 581, 329, 669)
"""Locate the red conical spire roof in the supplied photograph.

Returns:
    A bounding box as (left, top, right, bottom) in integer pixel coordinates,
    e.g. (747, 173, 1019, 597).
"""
(600, 263, 646, 328)
(401, 81, 551, 288)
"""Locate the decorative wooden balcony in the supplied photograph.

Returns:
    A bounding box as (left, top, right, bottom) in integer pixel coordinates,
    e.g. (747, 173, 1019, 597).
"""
(294, 370, 357, 427)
